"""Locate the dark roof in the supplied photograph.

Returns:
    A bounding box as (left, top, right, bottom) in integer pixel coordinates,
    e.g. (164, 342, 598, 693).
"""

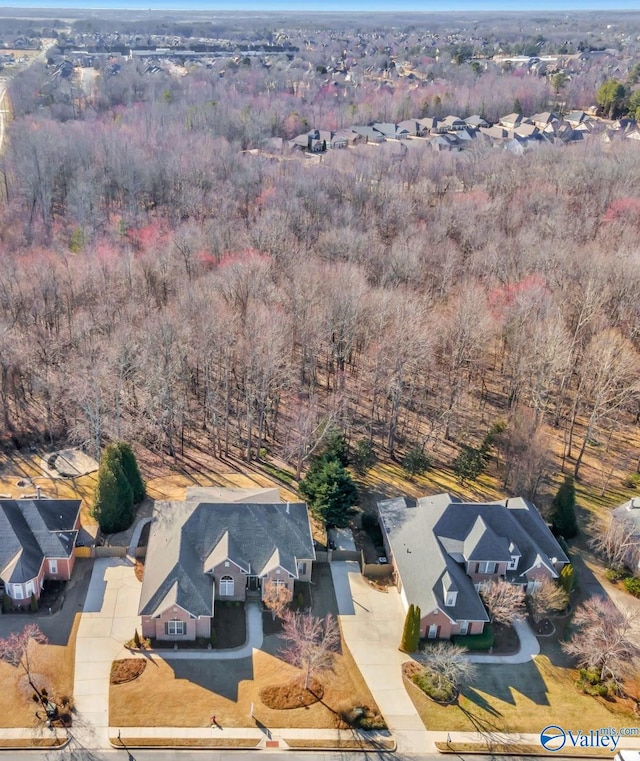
(378, 493, 568, 624)
(0, 500, 81, 584)
(140, 501, 315, 618)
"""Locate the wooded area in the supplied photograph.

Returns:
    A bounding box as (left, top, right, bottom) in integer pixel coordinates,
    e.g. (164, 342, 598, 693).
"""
(1, 17, 640, 512)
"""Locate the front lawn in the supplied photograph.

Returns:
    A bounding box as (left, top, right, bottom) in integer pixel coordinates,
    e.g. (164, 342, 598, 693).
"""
(405, 654, 638, 735)
(0, 613, 79, 729)
(110, 636, 382, 731)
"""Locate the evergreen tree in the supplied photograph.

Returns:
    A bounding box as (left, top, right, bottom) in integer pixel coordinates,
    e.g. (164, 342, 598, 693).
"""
(116, 442, 145, 503)
(412, 605, 422, 650)
(300, 458, 357, 527)
(102, 444, 134, 519)
(400, 604, 416, 652)
(92, 465, 129, 533)
(319, 428, 349, 467)
(551, 476, 578, 539)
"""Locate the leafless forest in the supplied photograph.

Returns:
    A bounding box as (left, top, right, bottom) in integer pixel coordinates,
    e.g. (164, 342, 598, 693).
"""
(1, 11, 640, 505)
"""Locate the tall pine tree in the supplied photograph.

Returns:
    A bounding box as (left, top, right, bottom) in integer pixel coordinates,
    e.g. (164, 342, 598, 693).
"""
(116, 442, 145, 504)
(400, 604, 416, 652)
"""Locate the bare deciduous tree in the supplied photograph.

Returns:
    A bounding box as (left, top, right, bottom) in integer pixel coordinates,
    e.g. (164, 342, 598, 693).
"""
(418, 641, 476, 696)
(280, 611, 340, 689)
(589, 515, 640, 573)
(562, 596, 640, 688)
(0, 624, 49, 705)
(528, 579, 569, 623)
(262, 580, 292, 621)
(480, 579, 526, 625)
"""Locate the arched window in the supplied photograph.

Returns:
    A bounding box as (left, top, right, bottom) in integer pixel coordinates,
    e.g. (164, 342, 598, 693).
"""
(220, 575, 234, 596)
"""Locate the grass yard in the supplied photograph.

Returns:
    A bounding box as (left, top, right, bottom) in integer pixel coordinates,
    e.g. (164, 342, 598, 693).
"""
(110, 637, 381, 730)
(0, 613, 80, 729)
(286, 738, 396, 750)
(111, 737, 259, 748)
(0, 451, 99, 530)
(405, 655, 637, 735)
(436, 742, 622, 756)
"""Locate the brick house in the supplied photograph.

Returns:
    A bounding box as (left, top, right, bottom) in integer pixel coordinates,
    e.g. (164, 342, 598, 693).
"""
(377, 493, 569, 640)
(139, 488, 315, 641)
(0, 499, 82, 607)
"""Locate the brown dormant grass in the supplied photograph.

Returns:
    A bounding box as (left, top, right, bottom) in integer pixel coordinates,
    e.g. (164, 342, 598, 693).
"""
(110, 640, 380, 730)
(0, 613, 80, 729)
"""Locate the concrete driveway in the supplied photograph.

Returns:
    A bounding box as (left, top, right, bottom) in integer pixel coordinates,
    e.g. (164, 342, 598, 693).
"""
(73, 557, 141, 749)
(0, 558, 91, 645)
(330, 561, 430, 754)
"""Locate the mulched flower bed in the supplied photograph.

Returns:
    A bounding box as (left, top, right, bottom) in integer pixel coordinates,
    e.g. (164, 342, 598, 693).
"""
(110, 659, 147, 685)
(260, 676, 324, 709)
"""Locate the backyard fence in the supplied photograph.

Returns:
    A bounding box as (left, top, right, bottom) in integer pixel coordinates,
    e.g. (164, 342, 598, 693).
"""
(363, 563, 394, 580)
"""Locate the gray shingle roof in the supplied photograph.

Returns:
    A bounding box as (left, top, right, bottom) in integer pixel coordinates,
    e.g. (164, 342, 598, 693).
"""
(139, 501, 315, 618)
(378, 493, 568, 625)
(0, 500, 81, 584)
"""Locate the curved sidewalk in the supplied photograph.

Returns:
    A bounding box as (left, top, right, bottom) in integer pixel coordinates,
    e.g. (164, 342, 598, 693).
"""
(467, 619, 540, 664)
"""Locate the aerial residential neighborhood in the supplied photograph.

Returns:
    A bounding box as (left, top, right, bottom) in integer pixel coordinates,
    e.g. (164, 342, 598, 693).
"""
(3, 2, 640, 759)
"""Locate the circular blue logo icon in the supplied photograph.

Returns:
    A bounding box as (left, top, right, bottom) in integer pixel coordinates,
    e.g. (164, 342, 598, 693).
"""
(540, 725, 566, 752)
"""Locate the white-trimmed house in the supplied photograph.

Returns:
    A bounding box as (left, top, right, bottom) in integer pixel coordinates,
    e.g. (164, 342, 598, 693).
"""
(139, 488, 315, 641)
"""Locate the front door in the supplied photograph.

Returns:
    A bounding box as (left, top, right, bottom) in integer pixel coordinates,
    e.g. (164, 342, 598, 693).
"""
(248, 576, 260, 591)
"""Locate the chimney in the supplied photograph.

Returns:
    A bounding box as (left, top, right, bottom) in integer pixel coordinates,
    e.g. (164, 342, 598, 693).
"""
(36, 486, 41, 500)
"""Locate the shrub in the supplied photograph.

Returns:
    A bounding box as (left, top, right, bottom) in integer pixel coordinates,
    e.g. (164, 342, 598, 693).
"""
(133, 629, 141, 648)
(623, 576, 640, 598)
(352, 438, 376, 474)
(452, 625, 494, 651)
(401, 447, 430, 479)
(296, 592, 304, 608)
(210, 628, 217, 647)
(605, 567, 629, 583)
(3, 595, 13, 613)
(577, 668, 609, 697)
(30, 593, 38, 612)
(623, 472, 640, 489)
(412, 669, 457, 703)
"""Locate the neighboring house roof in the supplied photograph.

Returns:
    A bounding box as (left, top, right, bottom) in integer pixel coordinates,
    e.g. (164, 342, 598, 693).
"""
(350, 125, 384, 141)
(612, 498, 640, 534)
(378, 493, 568, 624)
(0, 500, 81, 585)
(140, 493, 315, 619)
(465, 114, 489, 128)
(499, 112, 523, 127)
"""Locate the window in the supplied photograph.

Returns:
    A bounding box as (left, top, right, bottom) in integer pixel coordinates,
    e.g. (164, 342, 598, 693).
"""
(459, 620, 469, 635)
(272, 579, 286, 588)
(477, 561, 496, 574)
(427, 624, 438, 639)
(507, 557, 519, 570)
(445, 591, 457, 607)
(49, 559, 58, 575)
(13, 585, 23, 599)
(25, 581, 35, 598)
(166, 619, 185, 636)
(220, 575, 234, 596)
(298, 562, 307, 576)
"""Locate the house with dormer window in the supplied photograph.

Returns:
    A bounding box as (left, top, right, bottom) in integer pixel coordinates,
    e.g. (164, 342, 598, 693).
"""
(139, 487, 315, 641)
(0, 499, 82, 607)
(377, 493, 569, 640)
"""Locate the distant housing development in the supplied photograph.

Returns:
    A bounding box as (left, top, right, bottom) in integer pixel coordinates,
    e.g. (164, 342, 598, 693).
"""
(378, 493, 569, 640)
